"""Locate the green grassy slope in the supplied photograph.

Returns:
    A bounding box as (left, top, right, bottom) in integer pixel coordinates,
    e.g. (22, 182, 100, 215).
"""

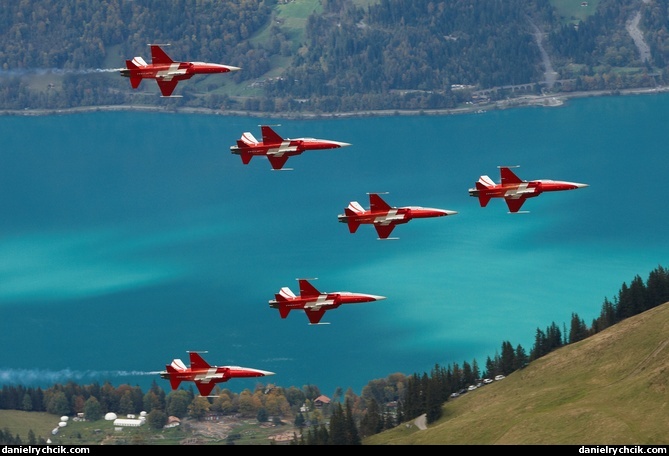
(364, 301, 669, 445)
(551, 0, 600, 24)
(0, 411, 56, 443)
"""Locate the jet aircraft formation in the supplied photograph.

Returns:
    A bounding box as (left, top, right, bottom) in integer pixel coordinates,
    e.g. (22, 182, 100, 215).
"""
(122, 45, 588, 393)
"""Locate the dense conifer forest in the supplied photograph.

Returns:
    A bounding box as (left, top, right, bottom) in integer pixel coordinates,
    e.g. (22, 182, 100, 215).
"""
(0, 0, 667, 113)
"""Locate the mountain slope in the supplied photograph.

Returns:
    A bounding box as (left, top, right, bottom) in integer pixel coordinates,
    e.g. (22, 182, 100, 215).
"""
(364, 301, 669, 445)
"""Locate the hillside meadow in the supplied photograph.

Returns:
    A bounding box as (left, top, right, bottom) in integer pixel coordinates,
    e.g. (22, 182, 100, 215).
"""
(364, 301, 669, 445)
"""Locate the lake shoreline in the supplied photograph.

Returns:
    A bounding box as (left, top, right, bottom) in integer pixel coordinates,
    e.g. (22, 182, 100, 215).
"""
(1, 85, 668, 119)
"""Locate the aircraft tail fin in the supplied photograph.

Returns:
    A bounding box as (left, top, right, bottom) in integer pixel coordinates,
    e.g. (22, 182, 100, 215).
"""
(344, 202, 364, 233)
(166, 359, 187, 390)
(278, 305, 290, 319)
(238, 150, 253, 164)
(475, 176, 495, 207)
(166, 368, 181, 390)
(236, 132, 258, 164)
(240, 132, 259, 146)
(129, 56, 148, 68)
(347, 201, 365, 214)
(125, 59, 144, 89)
(477, 175, 495, 188)
(275, 287, 296, 318)
(129, 77, 142, 89)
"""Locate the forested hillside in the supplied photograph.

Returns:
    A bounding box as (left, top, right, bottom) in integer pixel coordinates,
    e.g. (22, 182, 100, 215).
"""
(0, 0, 667, 113)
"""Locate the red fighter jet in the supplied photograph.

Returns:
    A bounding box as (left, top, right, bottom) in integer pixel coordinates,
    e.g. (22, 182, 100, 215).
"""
(338, 192, 458, 240)
(230, 125, 351, 170)
(469, 165, 589, 213)
(268, 278, 386, 325)
(159, 351, 274, 397)
(120, 44, 240, 97)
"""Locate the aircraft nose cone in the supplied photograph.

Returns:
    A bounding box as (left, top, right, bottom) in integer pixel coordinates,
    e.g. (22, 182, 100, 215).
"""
(347, 292, 387, 302)
(368, 294, 387, 301)
(412, 207, 458, 218)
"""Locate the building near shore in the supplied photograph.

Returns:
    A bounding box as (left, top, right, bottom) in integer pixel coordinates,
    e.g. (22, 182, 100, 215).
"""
(113, 417, 146, 427)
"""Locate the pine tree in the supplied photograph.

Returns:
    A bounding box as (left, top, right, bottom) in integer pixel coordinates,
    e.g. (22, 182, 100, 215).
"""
(344, 399, 361, 445)
(501, 341, 516, 375)
(569, 312, 589, 343)
(328, 403, 347, 444)
(359, 398, 381, 437)
(425, 377, 442, 424)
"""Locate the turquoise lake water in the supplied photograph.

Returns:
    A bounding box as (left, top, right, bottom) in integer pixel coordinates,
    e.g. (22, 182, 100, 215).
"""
(1, 93, 668, 396)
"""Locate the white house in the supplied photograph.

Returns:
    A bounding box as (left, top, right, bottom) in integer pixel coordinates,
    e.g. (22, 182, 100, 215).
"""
(113, 418, 145, 427)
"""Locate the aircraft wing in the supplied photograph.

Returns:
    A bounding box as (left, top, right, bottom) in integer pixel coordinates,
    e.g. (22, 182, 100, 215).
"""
(504, 197, 527, 213)
(189, 352, 211, 370)
(150, 45, 175, 64)
(374, 223, 396, 239)
(500, 166, 523, 185)
(156, 79, 180, 97)
(369, 193, 392, 212)
(267, 154, 290, 170)
(261, 126, 284, 144)
(305, 308, 327, 324)
(194, 380, 217, 397)
(299, 279, 322, 298)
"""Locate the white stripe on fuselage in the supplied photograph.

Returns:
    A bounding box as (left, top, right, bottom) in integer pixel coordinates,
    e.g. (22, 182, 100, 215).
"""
(266, 141, 298, 157)
(194, 368, 222, 382)
(304, 295, 335, 309)
(156, 64, 186, 81)
(374, 209, 404, 224)
(504, 183, 535, 198)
